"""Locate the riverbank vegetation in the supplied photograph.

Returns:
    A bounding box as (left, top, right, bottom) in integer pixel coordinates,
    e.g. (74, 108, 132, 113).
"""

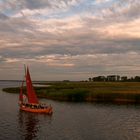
(89, 75, 140, 82)
(3, 82, 140, 103)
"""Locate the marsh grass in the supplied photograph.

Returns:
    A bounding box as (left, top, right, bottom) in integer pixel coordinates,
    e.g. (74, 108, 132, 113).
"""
(3, 82, 140, 103)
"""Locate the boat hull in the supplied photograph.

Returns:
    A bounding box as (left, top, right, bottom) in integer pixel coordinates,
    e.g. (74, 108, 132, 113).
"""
(20, 106, 53, 114)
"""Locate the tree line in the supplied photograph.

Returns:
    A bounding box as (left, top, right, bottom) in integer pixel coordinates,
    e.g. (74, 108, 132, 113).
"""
(88, 75, 140, 82)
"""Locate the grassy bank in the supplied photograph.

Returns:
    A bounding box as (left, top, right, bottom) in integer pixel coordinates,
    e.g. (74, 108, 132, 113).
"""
(3, 82, 140, 103)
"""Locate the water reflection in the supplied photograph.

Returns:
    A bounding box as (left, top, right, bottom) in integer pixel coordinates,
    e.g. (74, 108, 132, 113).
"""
(2, 80, 140, 140)
(18, 110, 53, 140)
(18, 111, 39, 140)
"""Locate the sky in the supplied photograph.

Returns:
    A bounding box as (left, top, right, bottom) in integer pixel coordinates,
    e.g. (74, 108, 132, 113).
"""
(0, 0, 140, 81)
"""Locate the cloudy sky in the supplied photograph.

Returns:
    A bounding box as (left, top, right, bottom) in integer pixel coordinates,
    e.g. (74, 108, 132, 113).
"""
(0, 0, 140, 80)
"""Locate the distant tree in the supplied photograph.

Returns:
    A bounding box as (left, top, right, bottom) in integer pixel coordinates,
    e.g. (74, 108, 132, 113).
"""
(134, 76, 140, 82)
(89, 78, 92, 82)
(130, 77, 134, 82)
(92, 76, 105, 82)
(121, 76, 128, 82)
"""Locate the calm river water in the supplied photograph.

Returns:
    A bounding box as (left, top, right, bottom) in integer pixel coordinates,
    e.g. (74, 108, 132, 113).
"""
(1, 81, 140, 140)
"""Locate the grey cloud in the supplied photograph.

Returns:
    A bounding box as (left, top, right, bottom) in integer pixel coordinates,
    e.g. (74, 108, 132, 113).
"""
(105, 0, 140, 21)
(0, 56, 6, 63)
(0, 13, 9, 20)
(0, 18, 139, 59)
(3, 33, 140, 58)
(24, 0, 79, 9)
(0, 0, 139, 80)
(84, 0, 140, 24)
(24, 0, 51, 9)
(0, 0, 79, 13)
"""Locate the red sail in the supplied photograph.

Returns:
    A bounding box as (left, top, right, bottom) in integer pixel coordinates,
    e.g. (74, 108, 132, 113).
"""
(26, 67, 39, 104)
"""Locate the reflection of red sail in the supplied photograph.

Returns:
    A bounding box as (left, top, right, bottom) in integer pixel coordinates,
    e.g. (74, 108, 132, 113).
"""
(26, 67, 39, 104)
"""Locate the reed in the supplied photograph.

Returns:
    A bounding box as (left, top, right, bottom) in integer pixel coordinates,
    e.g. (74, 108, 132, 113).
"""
(3, 82, 140, 103)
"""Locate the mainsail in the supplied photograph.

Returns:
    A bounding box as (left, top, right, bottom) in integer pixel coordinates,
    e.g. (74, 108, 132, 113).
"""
(25, 67, 39, 104)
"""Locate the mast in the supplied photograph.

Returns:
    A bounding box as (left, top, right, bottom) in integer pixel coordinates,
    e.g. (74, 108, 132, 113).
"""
(19, 80, 24, 102)
(19, 66, 25, 102)
(25, 66, 39, 104)
(24, 64, 26, 77)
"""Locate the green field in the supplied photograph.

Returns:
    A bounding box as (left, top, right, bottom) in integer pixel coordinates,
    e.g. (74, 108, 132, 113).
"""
(3, 82, 140, 103)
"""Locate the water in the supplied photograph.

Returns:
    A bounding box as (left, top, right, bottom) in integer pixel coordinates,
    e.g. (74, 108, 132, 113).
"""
(0, 81, 140, 140)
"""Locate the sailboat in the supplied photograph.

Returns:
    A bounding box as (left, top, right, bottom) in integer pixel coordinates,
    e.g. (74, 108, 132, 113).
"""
(19, 66, 53, 114)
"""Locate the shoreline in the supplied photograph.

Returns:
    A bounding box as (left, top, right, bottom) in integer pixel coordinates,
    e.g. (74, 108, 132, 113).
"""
(3, 82, 140, 104)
